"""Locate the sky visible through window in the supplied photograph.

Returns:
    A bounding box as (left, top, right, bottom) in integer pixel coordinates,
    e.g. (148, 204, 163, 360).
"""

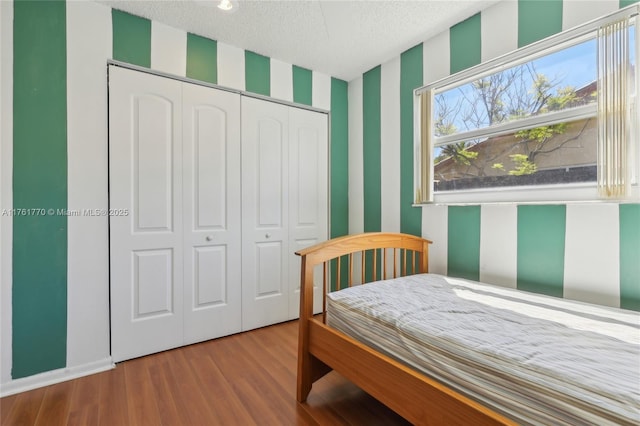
(435, 39, 596, 138)
(434, 26, 636, 144)
(536, 39, 596, 92)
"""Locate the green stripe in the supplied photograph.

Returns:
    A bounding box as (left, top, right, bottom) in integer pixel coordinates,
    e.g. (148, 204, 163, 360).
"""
(620, 204, 640, 311)
(293, 65, 312, 106)
(186, 33, 217, 84)
(449, 13, 481, 74)
(112, 9, 151, 67)
(518, 0, 563, 48)
(620, 0, 639, 7)
(245, 51, 270, 96)
(13, 0, 67, 379)
(447, 206, 481, 281)
(517, 205, 566, 297)
(330, 78, 349, 239)
(363, 66, 382, 282)
(400, 44, 423, 237)
(363, 66, 382, 233)
(330, 78, 349, 290)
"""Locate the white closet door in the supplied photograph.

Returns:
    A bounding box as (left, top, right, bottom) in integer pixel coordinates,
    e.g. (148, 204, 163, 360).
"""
(288, 108, 328, 319)
(109, 66, 184, 362)
(241, 96, 290, 331)
(182, 84, 242, 344)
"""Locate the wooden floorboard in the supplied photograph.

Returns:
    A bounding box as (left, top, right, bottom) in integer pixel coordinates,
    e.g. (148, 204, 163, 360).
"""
(0, 320, 410, 426)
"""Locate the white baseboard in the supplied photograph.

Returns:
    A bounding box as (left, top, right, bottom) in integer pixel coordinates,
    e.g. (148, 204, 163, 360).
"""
(0, 357, 114, 397)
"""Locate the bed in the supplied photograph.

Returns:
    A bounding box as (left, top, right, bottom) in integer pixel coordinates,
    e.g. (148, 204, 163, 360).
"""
(295, 232, 640, 425)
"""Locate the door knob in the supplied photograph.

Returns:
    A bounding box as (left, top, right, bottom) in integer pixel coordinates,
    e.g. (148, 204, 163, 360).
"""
(206, 235, 213, 241)
(265, 233, 271, 239)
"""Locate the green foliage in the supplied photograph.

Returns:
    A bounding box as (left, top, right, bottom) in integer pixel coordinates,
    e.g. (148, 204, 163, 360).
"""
(440, 142, 478, 165)
(547, 86, 578, 111)
(434, 102, 457, 137)
(508, 154, 537, 175)
(457, 149, 479, 165)
(516, 123, 566, 145)
(492, 163, 505, 171)
(532, 75, 553, 110)
(435, 121, 456, 137)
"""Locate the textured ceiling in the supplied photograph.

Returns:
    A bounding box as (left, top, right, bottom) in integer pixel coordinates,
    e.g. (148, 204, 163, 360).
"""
(97, 0, 499, 81)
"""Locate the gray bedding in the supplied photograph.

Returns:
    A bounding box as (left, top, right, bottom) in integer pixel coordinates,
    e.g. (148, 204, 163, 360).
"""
(326, 273, 640, 425)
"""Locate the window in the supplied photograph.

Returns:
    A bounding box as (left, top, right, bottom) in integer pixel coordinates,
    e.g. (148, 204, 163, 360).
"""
(415, 5, 639, 204)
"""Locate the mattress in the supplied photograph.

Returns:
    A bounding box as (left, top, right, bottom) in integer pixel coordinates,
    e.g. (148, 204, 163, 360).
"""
(326, 273, 640, 426)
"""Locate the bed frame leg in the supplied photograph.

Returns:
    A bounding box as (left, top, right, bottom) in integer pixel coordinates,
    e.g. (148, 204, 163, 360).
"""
(297, 254, 332, 402)
(298, 254, 316, 402)
(297, 351, 332, 402)
(297, 353, 314, 402)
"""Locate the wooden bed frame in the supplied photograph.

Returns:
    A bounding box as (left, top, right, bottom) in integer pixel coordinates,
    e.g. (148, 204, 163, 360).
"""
(295, 232, 515, 425)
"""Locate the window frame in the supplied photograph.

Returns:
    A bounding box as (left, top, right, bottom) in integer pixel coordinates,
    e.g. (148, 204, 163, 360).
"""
(414, 4, 640, 205)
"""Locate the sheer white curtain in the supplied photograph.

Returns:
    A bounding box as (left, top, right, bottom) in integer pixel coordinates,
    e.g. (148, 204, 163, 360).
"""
(419, 90, 433, 203)
(597, 17, 632, 198)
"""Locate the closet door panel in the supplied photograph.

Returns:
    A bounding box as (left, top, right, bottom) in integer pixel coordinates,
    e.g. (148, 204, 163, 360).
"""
(193, 246, 226, 305)
(193, 106, 227, 228)
(288, 108, 328, 319)
(109, 66, 184, 362)
(182, 84, 242, 344)
(134, 96, 175, 231)
(133, 249, 174, 317)
(256, 242, 284, 296)
(256, 119, 284, 227)
(241, 96, 290, 331)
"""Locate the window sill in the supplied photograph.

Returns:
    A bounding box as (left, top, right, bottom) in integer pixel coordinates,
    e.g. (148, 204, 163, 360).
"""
(414, 183, 640, 206)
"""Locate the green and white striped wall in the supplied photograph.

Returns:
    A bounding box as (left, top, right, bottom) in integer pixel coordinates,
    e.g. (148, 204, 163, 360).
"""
(1, 0, 639, 395)
(0, 0, 348, 393)
(421, 203, 639, 310)
(348, 0, 639, 308)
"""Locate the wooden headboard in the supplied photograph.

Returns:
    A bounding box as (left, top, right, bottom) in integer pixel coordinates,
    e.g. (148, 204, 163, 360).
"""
(295, 232, 432, 322)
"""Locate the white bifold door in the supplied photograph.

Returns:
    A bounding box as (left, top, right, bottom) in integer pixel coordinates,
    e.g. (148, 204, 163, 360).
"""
(241, 97, 327, 330)
(109, 66, 241, 362)
(109, 66, 327, 362)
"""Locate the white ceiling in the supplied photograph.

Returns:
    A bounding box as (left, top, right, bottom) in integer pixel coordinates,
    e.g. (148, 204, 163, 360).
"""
(98, 0, 500, 82)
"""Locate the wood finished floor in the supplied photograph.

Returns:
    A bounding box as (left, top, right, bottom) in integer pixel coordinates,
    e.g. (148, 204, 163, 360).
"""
(0, 320, 410, 426)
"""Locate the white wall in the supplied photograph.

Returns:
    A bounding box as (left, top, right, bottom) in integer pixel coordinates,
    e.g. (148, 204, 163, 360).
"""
(1, 0, 15, 388)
